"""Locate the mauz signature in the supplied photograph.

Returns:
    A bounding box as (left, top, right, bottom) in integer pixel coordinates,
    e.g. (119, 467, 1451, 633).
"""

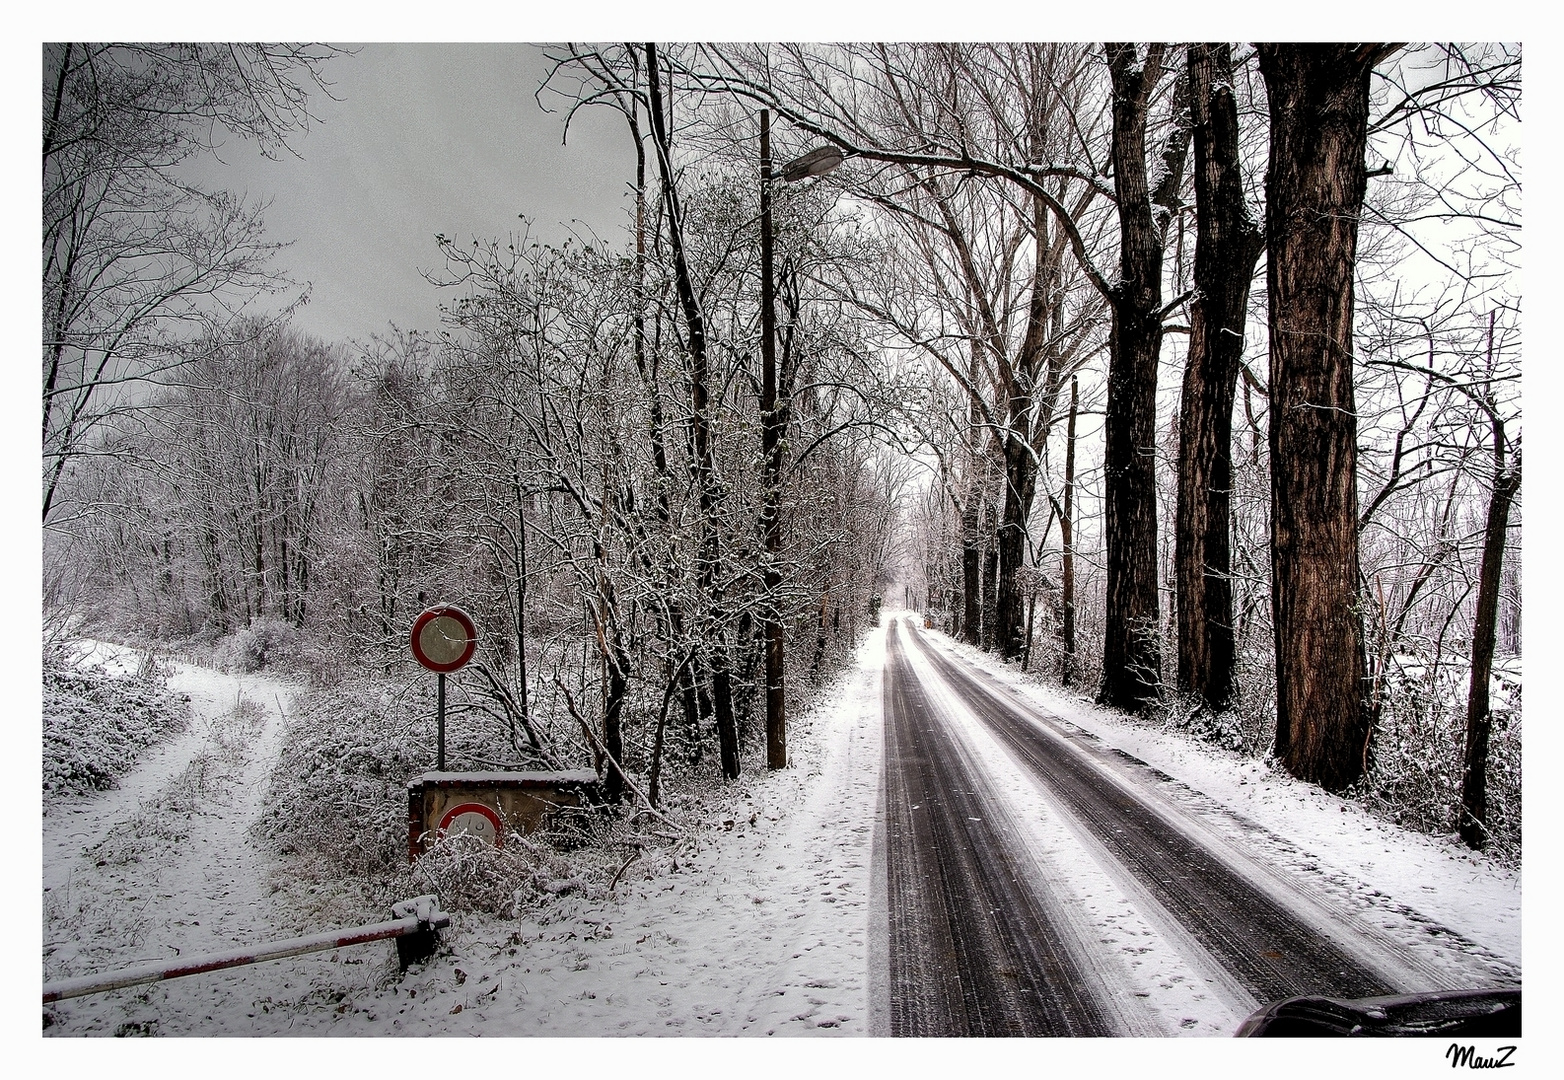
(1447, 1044, 1517, 1069)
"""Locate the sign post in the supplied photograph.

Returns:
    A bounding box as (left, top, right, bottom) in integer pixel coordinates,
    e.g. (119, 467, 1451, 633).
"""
(409, 605, 478, 771)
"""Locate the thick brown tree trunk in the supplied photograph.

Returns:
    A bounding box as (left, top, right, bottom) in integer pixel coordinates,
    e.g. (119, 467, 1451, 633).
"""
(1100, 44, 1169, 713)
(1259, 44, 1394, 791)
(1175, 44, 1264, 711)
(1459, 413, 1520, 850)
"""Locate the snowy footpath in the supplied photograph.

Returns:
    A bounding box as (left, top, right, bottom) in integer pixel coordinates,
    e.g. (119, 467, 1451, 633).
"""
(42, 645, 301, 1035)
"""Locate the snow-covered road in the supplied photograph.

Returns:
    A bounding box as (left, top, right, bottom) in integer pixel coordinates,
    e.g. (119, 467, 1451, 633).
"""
(877, 617, 1518, 1036)
(41, 622, 1520, 1037)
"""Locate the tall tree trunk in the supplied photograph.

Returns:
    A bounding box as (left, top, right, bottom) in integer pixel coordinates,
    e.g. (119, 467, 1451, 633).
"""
(646, 42, 739, 779)
(625, 95, 700, 770)
(1100, 43, 1170, 713)
(1259, 44, 1395, 790)
(1061, 376, 1078, 685)
(1021, 588, 1037, 672)
(1459, 386, 1521, 849)
(980, 498, 999, 651)
(602, 626, 629, 804)
(961, 490, 981, 644)
(514, 474, 530, 740)
(996, 435, 1038, 659)
(1175, 43, 1264, 711)
(996, 191, 1056, 661)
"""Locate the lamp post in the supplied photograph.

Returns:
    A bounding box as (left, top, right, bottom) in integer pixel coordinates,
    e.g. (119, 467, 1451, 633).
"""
(761, 109, 843, 770)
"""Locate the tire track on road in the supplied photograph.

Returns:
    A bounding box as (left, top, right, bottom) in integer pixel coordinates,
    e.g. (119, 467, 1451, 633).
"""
(903, 623, 1402, 1005)
(882, 622, 1114, 1036)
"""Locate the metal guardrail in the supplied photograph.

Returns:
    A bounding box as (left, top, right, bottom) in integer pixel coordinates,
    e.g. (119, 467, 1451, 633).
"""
(43, 895, 448, 1004)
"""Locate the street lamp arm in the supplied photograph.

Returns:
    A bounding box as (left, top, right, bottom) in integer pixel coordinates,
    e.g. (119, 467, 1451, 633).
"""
(677, 53, 1115, 298)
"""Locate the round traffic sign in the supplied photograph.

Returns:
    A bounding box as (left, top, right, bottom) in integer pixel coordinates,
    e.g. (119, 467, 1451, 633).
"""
(438, 802, 503, 847)
(410, 605, 478, 673)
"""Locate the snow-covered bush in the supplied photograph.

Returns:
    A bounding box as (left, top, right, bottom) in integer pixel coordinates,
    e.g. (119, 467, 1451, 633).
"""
(42, 648, 190, 797)
(408, 831, 588, 916)
(1359, 656, 1521, 863)
(257, 676, 625, 917)
(1160, 694, 1248, 753)
(254, 680, 424, 879)
(215, 617, 300, 674)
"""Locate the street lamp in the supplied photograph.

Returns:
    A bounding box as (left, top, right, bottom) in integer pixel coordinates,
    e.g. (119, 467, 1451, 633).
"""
(761, 109, 843, 770)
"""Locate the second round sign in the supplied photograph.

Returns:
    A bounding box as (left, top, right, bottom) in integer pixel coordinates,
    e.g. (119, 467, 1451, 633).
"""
(410, 605, 478, 673)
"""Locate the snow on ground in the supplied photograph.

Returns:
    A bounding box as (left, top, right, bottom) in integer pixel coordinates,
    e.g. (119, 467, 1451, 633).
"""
(40, 620, 1521, 1040)
(924, 628, 1521, 968)
(43, 629, 887, 1036)
(351, 626, 886, 1036)
(70, 639, 147, 677)
(43, 648, 300, 1027)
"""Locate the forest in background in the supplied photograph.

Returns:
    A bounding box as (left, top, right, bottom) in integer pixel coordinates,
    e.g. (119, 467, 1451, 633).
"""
(42, 43, 1521, 863)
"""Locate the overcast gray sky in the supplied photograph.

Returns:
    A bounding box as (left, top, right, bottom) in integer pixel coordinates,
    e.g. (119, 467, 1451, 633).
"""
(194, 43, 634, 345)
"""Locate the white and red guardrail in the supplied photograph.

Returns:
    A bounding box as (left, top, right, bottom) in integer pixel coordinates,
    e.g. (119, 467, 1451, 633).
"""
(43, 895, 448, 1004)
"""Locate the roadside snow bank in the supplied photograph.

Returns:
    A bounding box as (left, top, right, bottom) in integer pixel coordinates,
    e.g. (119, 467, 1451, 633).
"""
(326, 625, 889, 1036)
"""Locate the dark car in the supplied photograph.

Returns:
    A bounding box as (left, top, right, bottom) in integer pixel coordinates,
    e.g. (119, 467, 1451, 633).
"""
(1236, 988, 1520, 1037)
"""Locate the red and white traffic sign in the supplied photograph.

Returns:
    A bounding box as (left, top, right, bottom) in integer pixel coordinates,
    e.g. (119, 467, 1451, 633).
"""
(410, 605, 478, 673)
(437, 802, 504, 847)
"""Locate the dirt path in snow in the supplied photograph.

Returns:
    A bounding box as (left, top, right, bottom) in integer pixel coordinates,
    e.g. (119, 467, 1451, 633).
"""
(43, 653, 298, 1033)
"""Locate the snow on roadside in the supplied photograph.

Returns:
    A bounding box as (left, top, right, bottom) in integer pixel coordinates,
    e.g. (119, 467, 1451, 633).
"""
(44, 628, 887, 1035)
(923, 628, 1521, 967)
(314, 626, 888, 1036)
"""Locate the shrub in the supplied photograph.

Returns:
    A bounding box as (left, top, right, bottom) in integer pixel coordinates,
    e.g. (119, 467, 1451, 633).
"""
(43, 649, 190, 797)
(253, 680, 424, 880)
(408, 831, 590, 916)
(215, 617, 300, 674)
(1358, 655, 1522, 864)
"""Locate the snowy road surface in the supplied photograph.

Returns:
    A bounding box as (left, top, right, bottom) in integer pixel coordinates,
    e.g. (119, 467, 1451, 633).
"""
(871, 617, 1520, 1036)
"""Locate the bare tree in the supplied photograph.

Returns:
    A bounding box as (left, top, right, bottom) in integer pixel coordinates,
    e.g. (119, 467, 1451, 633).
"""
(42, 43, 338, 527)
